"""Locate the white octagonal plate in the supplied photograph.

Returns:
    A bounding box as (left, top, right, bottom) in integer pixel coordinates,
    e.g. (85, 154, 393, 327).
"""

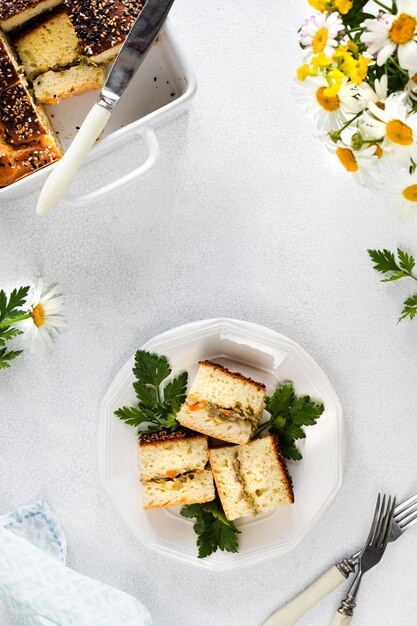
(98, 318, 345, 570)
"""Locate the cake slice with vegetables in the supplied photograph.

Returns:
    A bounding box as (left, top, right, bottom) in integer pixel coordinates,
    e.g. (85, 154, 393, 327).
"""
(177, 361, 266, 445)
(209, 435, 294, 521)
(139, 428, 215, 509)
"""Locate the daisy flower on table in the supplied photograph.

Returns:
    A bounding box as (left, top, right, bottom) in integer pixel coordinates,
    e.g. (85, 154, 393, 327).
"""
(359, 92, 417, 164)
(361, 0, 417, 70)
(294, 73, 362, 131)
(327, 139, 382, 187)
(24, 279, 66, 352)
(384, 172, 417, 219)
(300, 11, 344, 60)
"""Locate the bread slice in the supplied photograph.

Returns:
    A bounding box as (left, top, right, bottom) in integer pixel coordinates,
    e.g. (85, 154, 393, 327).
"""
(138, 428, 215, 509)
(0, 133, 61, 187)
(142, 469, 215, 510)
(33, 63, 106, 104)
(14, 11, 81, 78)
(138, 428, 209, 482)
(0, 31, 23, 91)
(177, 361, 266, 445)
(209, 435, 294, 521)
(63, 0, 144, 63)
(0, 0, 61, 32)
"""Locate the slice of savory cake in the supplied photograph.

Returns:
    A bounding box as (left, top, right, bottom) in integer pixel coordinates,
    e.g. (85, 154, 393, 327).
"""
(63, 0, 145, 63)
(33, 64, 106, 104)
(0, 0, 61, 32)
(138, 428, 215, 509)
(208, 435, 294, 521)
(177, 361, 266, 445)
(0, 132, 62, 186)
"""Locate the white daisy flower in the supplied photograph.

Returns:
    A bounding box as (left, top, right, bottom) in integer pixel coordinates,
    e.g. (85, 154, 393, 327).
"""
(406, 68, 417, 97)
(385, 171, 417, 219)
(361, 1, 417, 70)
(357, 74, 388, 107)
(294, 75, 362, 131)
(327, 139, 382, 187)
(300, 11, 344, 60)
(24, 280, 66, 352)
(360, 92, 417, 163)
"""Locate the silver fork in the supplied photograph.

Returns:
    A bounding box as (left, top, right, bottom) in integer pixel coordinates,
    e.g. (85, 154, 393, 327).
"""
(331, 494, 396, 625)
(337, 491, 417, 576)
(263, 492, 417, 626)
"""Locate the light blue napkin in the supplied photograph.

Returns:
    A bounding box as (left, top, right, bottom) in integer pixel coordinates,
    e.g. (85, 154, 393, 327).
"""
(0, 501, 152, 626)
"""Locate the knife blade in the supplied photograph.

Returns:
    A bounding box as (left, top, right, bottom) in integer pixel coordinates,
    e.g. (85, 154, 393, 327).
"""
(36, 0, 176, 216)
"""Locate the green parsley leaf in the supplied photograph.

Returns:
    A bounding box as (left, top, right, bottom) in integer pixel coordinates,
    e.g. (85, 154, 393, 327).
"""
(181, 497, 240, 558)
(115, 350, 188, 434)
(399, 293, 417, 321)
(257, 381, 324, 461)
(368, 248, 417, 321)
(0, 286, 30, 370)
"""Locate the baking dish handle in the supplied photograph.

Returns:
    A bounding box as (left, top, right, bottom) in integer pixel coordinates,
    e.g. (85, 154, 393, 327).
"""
(61, 127, 160, 208)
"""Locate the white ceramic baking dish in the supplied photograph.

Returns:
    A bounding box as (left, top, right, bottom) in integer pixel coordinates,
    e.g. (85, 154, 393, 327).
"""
(0, 19, 196, 207)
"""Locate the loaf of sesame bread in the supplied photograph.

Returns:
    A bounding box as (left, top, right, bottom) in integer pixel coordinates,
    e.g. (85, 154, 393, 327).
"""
(138, 429, 215, 509)
(14, 11, 81, 78)
(0, 132, 61, 186)
(209, 435, 294, 521)
(63, 0, 144, 63)
(177, 361, 267, 445)
(0, 0, 61, 32)
(0, 31, 62, 186)
(33, 63, 106, 104)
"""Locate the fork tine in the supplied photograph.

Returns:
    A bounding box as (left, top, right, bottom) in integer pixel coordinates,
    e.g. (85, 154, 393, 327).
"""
(366, 493, 381, 547)
(374, 494, 389, 548)
(399, 508, 417, 530)
(395, 501, 417, 523)
(380, 496, 396, 549)
(394, 492, 417, 516)
(371, 494, 386, 546)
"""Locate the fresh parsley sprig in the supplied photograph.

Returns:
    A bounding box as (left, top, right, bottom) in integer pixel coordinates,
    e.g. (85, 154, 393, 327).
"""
(115, 350, 188, 433)
(368, 248, 417, 321)
(180, 497, 240, 558)
(0, 286, 30, 369)
(256, 382, 324, 461)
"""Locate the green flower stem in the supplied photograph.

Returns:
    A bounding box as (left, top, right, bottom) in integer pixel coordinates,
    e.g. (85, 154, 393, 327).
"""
(388, 57, 409, 77)
(0, 312, 30, 328)
(373, 0, 394, 11)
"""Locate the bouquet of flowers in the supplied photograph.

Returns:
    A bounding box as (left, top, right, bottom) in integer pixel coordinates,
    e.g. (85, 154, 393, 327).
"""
(295, 0, 417, 216)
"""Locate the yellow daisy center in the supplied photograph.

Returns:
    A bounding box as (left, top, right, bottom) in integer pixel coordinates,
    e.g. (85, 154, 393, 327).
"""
(402, 184, 417, 201)
(336, 147, 358, 172)
(316, 86, 340, 111)
(411, 72, 417, 84)
(312, 28, 328, 54)
(389, 13, 416, 45)
(31, 303, 45, 328)
(386, 119, 413, 145)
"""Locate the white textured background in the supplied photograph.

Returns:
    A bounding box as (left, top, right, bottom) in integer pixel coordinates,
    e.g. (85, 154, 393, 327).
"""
(1, 1, 417, 624)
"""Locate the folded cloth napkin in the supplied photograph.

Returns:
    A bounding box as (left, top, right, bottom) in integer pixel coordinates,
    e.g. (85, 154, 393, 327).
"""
(0, 500, 152, 626)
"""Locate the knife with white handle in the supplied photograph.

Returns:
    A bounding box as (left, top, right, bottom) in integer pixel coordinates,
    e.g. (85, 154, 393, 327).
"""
(36, 0, 175, 216)
(262, 566, 348, 626)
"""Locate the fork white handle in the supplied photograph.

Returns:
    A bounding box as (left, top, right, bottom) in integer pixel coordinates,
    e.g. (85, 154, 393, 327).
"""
(331, 614, 352, 625)
(36, 103, 111, 216)
(263, 566, 346, 626)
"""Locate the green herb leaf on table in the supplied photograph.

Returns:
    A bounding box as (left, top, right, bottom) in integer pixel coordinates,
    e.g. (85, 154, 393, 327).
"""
(115, 350, 188, 433)
(368, 248, 417, 322)
(256, 382, 324, 461)
(0, 286, 30, 369)
(181, 498, 240, 558)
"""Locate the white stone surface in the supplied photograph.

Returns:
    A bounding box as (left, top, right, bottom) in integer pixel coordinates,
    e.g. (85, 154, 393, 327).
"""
(1, 1, 417, 625)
